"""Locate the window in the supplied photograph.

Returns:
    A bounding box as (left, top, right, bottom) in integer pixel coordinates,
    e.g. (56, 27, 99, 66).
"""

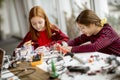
(107, 0, 120, 34)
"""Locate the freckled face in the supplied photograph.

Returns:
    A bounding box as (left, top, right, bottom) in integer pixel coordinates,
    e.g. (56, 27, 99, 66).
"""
(31, 16, 45, 31)
(77, 23, 98, 36)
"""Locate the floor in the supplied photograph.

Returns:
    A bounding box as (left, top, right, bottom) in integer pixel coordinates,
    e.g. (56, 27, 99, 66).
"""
(0, 38, 21, 55)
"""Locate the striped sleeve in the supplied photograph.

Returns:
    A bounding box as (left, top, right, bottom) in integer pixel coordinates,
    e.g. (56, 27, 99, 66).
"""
(71, 29, 119, 53)
(67, 34, 90, 46)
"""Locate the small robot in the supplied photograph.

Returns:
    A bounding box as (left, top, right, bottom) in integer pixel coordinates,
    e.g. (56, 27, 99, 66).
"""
(3, 55, 17, 69)
(103, 55, 120, 73)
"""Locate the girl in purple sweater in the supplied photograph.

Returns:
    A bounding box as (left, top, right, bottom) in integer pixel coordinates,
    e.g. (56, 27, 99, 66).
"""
(64, 9, 120, 56)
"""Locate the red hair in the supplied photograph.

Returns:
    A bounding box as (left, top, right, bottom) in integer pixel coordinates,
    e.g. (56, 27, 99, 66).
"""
(29, 6, 52, 41)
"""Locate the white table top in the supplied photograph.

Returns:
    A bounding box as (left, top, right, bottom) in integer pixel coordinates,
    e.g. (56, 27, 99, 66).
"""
(37, 52, 120, 80)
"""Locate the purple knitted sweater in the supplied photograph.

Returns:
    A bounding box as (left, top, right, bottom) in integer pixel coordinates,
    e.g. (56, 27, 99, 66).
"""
(68, 24, 120, 56)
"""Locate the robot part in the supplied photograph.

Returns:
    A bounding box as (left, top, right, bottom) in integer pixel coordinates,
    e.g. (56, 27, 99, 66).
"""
(3, 55, 17, 69)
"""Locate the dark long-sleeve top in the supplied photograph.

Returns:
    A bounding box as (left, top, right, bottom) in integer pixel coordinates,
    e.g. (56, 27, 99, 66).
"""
(68, 24, 120, 56)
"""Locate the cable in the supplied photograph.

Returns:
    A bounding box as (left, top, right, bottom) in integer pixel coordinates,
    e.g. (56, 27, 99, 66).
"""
(11, 67, 36, 78)
(46, 55, 66, 74)
(2, 67, 36, 79)
(110, 75, 120, 80)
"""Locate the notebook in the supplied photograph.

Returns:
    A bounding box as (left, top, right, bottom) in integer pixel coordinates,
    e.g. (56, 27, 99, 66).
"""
(0, 48, 19, 80)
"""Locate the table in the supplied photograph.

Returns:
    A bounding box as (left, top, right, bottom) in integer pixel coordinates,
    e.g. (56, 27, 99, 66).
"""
(59, 52, 120, 80)
(9, 52, 120, 80)
(9, 61, 50, 80)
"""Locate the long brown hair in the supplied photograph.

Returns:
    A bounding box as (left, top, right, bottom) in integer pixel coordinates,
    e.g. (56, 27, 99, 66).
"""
(76, 9, 101, 27)
(29, 6, 52, 41)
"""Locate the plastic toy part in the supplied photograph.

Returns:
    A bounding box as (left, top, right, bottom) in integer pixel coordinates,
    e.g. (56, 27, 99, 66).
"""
(67, 66, 90, 74)
(3, 55, 17, 69)
(31, 54, 43, 67)
(49, 59, 59, 79)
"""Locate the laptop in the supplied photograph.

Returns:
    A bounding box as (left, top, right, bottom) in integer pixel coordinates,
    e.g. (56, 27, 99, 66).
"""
(0, 48, 19, 80)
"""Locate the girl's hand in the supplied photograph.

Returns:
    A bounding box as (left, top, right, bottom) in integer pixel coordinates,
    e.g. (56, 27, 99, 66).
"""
(24, 40, 34, 46)
(37, 52, 44, 56)
(62, 46, 72, 53)
(52, 43, 61, 50)
(56, 44, 72, 54)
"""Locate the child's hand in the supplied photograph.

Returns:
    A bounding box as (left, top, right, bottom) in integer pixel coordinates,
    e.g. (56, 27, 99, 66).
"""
(61, 46, 72, 53)
(64, 46, 72, 52)
(52, 43, 61, 50)
(56, 44, 72, 54)
(37, 52, 44, 56)
(24, 40, 34, 46)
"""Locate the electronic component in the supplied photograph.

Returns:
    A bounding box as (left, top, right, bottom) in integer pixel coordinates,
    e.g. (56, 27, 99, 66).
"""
(31, 54, 43, 67)
(87, 71, 96, 75)
(67, 66, 90, 73)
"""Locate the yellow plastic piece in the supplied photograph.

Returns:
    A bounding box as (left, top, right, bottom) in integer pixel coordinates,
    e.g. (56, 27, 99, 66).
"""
(31, 54, 43, 67)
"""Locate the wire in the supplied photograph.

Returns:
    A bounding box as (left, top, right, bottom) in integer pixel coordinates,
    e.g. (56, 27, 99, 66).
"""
(2, 67, 36, 79)
(12, 67, 36, 78)
(110, 75, 120, 80)
(46, 55, 65, 66)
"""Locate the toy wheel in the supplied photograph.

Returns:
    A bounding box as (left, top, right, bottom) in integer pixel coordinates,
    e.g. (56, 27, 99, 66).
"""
(11, 62, 17, 68)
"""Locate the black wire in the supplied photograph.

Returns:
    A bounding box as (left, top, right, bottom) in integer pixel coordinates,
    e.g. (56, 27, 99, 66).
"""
(46, 55, 64, 65)
(2, 67, 36, 79)
(110, 75, 120, 80)
(12, 67, 36, 77)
